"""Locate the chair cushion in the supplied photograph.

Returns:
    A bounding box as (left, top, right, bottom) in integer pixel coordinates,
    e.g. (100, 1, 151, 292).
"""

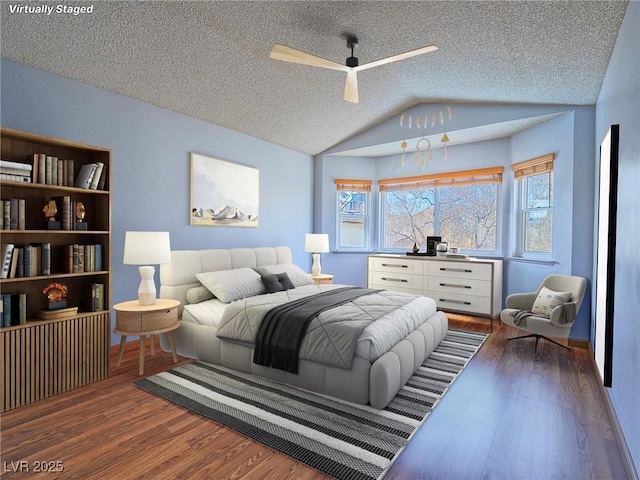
(531, 287, 572, 316)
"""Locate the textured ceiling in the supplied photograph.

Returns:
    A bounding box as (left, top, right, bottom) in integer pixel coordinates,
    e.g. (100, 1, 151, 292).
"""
(0, 1, 628, 155)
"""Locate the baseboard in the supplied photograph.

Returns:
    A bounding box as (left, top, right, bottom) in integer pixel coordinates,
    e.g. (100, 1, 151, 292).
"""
(568, 337, 590, 349)
(586, 343, 639, 480)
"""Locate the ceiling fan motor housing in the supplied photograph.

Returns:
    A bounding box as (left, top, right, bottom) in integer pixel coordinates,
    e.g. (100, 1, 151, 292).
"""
(346, 35, 359, 67)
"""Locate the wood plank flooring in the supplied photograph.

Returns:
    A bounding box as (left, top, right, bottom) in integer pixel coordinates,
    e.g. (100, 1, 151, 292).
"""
(0, 316, 631, 479)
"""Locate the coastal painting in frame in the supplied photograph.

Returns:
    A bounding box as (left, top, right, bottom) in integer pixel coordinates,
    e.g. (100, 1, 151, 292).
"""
(190, 153, 259, 227)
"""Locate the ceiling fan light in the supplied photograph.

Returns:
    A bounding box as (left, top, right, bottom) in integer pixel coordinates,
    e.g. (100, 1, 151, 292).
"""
(346, 56, 358, 68)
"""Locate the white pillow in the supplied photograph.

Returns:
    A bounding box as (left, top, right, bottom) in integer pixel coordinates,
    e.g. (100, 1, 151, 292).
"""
(253, 263, 313, 287)
(196, 267, 266, 303)
(531, 287, 572, 316)
(185, 286, 215, 304)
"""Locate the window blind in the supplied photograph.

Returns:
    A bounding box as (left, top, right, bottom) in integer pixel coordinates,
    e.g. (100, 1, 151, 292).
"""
(334, 178, 372, 192)
(377, 166, 503, 192)
(511, 153, 554, 179)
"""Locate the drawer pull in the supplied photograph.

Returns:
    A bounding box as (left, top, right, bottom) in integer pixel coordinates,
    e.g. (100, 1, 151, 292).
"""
(439, 283, 471, 289)
(381, 277, 408, 283)
(439, 298, 472, 305)
(381, 263, 408, 268)
(439, 267, 472, 273)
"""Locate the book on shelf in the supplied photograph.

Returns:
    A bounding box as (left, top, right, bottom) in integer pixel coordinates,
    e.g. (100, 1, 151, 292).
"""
(16, 247, 24, 278)
(1, 294, 11, 327)
(52, 195, 72, 230)
(0, 166, 32, 176)
(8, 248, 19, 279)
(89, 162, 104, 190)
(38, 154, 46, 184)
(83, 283, 105, 312)
(37, 306, 78, 321)
(9, 198, 18, 230)
(0, 159, 32, 171)
(66, 159, 75, 186)
(0, 174, 31, 183)
(74, 163, 97, 189)
(0, 293, 25, 327)
(1, 243, 15, 279)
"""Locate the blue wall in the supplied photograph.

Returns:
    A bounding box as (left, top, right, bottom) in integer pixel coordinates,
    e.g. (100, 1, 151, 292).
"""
(595, 1, 640, 471)
(0, 59, 314, 345)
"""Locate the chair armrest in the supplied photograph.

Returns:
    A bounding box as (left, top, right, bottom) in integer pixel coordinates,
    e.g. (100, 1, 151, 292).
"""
(550, 302, 578, 326)
(504, 292, 537, 310)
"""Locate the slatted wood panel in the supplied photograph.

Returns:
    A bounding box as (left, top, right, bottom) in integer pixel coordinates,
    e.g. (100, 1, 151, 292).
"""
(0, 313, 109, 412)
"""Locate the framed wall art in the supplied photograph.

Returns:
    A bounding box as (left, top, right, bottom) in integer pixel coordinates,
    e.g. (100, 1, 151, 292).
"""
(190, 153, 259, 227)
(594, 124, 619, 388)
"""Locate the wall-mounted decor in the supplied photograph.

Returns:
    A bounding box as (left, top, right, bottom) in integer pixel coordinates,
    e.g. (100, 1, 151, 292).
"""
(190, 153, 259, 227)
(594, 124, 619, 388)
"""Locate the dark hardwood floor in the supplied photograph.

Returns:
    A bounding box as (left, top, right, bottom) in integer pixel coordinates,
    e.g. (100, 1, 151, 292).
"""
(0, 316, 631, 479)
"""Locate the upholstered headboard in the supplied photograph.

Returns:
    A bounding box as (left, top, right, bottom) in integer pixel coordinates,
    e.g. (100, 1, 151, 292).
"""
(159, 246, 292, 311)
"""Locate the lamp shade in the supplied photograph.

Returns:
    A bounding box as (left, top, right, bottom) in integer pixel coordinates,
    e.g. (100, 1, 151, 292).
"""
(304, 233, 330, 253)
(123, 231, 171, 265)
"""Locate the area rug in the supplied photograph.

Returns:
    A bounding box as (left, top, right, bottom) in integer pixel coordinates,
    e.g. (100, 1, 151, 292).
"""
(135, 328, 487, 480)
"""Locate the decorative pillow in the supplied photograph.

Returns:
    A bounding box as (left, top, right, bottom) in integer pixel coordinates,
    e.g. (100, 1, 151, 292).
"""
(196, 267, 266, 303)
(261, 272, 296, 293)
(253, 263, 313, 287)
(531, 287, 572, 316)
(185, 286, 215, 304)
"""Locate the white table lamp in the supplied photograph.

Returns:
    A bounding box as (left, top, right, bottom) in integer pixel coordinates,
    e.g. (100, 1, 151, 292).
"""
(304, 233, 330, 276)
(123, 231, 171, 305)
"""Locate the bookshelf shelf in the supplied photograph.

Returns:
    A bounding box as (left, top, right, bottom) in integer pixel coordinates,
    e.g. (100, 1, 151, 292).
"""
(0, 127, 111, 412)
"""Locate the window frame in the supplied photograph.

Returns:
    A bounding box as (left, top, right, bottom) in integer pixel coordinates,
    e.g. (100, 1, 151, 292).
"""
(511, 154, 554, 261)
(335, 179, 372, 252)
(377, 167, 503, 255)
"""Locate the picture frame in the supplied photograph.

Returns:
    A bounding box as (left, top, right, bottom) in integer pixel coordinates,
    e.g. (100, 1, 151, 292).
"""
(190, 152, 259, 227)
(594, 124, 619, 388)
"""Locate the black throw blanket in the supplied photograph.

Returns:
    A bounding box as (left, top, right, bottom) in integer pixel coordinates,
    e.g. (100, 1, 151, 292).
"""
(253, 287, 379, 374)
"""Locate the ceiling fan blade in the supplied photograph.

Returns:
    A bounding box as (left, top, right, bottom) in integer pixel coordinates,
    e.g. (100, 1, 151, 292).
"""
(344, 70, 359, 103)
(270, 44, 348, 72)
(355, 45, 438, 72)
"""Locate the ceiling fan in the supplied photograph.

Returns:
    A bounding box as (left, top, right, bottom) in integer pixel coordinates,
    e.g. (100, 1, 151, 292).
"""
(270, 35, 438, 103)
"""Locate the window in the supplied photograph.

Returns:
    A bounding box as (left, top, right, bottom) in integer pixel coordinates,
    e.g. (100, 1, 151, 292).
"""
(379, 167, 503, 252)
(512, 154, 554, 257)
(335, 179, 372, 250)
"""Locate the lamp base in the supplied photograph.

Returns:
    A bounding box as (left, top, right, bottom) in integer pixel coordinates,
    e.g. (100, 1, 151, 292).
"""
(137, 265, 157, 305)
(311, 253, 322, 276)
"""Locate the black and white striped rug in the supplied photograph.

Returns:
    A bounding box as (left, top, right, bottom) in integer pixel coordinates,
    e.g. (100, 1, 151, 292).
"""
(135, 329, 487, 480)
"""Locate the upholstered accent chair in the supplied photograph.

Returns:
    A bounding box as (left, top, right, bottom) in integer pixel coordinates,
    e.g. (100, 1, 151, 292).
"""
(500, 274, 587, 351)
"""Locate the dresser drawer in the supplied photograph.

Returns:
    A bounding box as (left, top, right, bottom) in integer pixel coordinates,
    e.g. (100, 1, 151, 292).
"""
(426, 261, 492, 280)
(426, 290, 492, 315)
(425, 277, 492, 297)
(369, 256, 424, 274)
(368, 270, 423, 291)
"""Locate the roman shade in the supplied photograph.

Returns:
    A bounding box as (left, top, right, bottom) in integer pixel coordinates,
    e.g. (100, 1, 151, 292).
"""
(378, 166, 503, 191)
(511, 153, 554, 179)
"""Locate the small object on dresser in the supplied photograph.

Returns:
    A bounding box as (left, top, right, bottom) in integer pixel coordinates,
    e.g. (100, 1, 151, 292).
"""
(426, 236, 442, 256)
(412, 242, 419, 253)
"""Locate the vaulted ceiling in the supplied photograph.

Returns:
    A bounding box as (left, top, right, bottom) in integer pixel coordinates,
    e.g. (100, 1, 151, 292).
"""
(0, 1, 629, 155)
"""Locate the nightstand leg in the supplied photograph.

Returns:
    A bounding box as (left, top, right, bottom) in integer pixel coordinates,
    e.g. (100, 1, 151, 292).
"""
(150, 334, 155, 356)
(139, 335, 145, 376)
(167, 331, 178, 364)
(116, 335, 127, 367)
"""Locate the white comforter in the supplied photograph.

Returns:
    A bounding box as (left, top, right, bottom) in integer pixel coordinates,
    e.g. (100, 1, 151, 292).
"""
(215, 285, 437, 369)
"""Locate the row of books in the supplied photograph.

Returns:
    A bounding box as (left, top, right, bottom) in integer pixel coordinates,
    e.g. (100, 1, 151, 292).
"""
(1, 282, 105, 327)
(1, 198, 26, 230)
(1, 242, 51, 279)
(1, 293, 27, 327)
(1, 242, 103, 279)
(0, 158, 107, 190)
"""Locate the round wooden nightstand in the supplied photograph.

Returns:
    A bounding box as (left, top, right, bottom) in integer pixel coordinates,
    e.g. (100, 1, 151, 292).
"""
(310, 274, 334, 285)
(113, 298, 180, 375)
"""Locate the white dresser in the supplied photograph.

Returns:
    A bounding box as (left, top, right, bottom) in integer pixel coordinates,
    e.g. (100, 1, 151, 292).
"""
(367, 254, 503, 329)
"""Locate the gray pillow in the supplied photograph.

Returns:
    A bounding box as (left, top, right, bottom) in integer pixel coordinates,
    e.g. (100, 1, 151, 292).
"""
(196, 267, 266, 303)
(261, 272, 296, 293)
(185, 286, 215, 304)
(253, 263, 313, 287)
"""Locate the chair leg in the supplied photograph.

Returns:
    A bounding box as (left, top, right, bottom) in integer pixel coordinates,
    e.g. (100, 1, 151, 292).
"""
(508, 333, 570, 352)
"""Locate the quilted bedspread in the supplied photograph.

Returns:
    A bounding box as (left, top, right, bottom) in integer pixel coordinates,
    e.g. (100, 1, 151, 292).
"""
(216, 284, 437, 370)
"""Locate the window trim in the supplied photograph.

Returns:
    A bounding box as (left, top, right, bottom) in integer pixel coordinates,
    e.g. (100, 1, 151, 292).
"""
(377, 167, 503, 254)
(335, 179, 372, 252)
(511, 154, 554, 260)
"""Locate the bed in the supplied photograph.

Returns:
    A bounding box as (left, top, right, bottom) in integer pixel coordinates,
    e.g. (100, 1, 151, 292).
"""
(158, 246, 448, 409)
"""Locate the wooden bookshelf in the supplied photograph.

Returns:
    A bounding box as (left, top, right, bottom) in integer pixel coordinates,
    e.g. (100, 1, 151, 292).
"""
(0, 127, 111, 412)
